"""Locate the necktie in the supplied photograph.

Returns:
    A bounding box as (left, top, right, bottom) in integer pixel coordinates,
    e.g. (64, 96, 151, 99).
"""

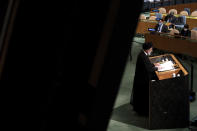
(158, 25, 161, 32)
(159, 24, 163, 32)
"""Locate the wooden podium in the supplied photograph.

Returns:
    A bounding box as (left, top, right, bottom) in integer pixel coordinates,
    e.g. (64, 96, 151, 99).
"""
(148, 54, 189, 129)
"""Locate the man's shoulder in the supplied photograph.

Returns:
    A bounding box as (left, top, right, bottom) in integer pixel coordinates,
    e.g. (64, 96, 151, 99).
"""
(139, 50, 144, 55)
(163, 24, 168, 27)
(163, 24, 168, 29)
(138, 51, 147, 59)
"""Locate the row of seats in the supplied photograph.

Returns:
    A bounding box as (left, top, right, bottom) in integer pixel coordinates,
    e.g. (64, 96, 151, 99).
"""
(139, 14, 187, 23)
(157, 7, 197, 16)
(139, 15, 197, 40)
(140, 7, 197, 21)
(143, 0, 197, 11)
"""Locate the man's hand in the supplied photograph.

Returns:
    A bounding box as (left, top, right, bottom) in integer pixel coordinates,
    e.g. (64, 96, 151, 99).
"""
(157, 66, 163, 70)
(154, 63, 160, 66)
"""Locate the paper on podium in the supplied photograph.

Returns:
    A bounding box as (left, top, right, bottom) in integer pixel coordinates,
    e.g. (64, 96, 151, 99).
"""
(158, 61, 175, 72)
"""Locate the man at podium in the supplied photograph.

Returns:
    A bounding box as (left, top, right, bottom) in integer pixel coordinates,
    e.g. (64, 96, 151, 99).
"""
(130, 42, 162, 116)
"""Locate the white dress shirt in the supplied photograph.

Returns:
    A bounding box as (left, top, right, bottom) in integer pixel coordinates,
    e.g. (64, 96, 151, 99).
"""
(158, 24, 163, 32)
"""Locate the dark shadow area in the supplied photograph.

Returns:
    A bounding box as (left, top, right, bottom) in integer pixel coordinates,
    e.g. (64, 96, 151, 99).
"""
(0, 0, 144, 131)
(111, 103, 148, 129)
(0, 0, 9, 35)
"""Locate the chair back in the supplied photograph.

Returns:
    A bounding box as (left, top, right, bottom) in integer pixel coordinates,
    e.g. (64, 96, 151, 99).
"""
(191, 30, 197, 40)
(159, 7, 166, 14)
(191, 11, 197, 17)
(139, 14, 146, 20)
(180, 11, 188, 16)
(149, 16, 156, 20)
(169, 9, 177, 15)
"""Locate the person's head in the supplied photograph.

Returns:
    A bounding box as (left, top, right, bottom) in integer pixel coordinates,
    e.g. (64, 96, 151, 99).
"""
(158, 19, 164, 25)
(184, 24, 189, 31)
(169, 11, 174, 16)
(171, 24, 175, 29)
(143, 42, 153, 55)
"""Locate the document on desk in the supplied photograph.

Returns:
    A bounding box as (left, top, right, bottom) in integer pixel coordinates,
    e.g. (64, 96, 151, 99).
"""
(158, 61, 175, 72)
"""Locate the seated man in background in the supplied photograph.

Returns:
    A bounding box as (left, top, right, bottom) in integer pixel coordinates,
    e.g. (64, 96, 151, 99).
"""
(164, 11, 177, 24)
(180, 24, 191, 37)
(155, 19, 169, 33)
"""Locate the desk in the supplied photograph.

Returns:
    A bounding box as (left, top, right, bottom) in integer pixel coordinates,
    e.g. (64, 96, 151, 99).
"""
(145, 33, 197, 58)
(135, 20, 157, 35)
(187, 18, 197, 30)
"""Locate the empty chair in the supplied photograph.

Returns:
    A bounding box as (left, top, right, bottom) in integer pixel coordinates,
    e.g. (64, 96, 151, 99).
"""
(159, 7, 166, 14)
(168, 9, 178, 15)
(139, 14, 146, 20)
(191, 30, 197, 40)
(184, 8, 190, 15)
(149, 16, 157, 20)
(180, 11, 188, 16)
(191, 11, 197, 17)
(156, 13, 163, 19)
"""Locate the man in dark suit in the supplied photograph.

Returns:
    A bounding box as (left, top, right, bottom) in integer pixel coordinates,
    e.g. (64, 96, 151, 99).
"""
(164, 11, 177, 24)
(130, 42, 162, 116)
(180, 24, 191, 37)
(155, 19, 169, 33)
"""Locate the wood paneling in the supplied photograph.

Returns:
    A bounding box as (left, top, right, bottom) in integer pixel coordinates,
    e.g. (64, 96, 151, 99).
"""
(187, 18, 197, 30)
(145, 33, 197, 58)
(135, 20, 157, 34)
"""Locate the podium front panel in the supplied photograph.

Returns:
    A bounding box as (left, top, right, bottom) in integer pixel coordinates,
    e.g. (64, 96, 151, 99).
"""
(149, 68, 189, 129)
